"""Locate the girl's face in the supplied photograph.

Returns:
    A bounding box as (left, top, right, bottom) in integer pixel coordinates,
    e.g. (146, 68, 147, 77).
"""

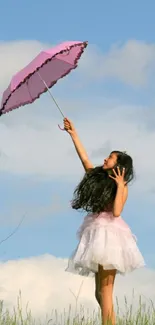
(103, 152, 118, 170)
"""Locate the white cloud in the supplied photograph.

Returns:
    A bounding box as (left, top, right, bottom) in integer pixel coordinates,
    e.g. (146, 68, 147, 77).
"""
(0, 255, 154, 322)
(80, 40, 155, 86)
(0, 100, 155, 194)
(1, 39, 155, 97)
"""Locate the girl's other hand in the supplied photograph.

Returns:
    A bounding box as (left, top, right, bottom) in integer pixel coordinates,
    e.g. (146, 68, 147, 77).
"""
(109, 166, 126, 187)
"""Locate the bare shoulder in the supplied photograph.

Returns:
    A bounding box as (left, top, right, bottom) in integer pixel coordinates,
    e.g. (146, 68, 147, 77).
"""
(123, 185, 128, 203)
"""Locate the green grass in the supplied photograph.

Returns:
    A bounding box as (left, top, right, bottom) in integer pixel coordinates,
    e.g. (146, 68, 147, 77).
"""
(0, 293, 154, 325)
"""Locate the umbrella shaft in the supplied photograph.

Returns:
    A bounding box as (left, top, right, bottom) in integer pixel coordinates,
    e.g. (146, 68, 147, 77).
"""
(37, 72, 65, 118)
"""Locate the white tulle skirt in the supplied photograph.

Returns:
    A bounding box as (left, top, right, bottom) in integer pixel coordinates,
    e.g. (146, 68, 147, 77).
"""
(66, 212, 145, 276)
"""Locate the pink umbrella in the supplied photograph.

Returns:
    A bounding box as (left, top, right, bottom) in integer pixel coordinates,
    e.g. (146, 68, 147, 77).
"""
(0, 41, 87, 124)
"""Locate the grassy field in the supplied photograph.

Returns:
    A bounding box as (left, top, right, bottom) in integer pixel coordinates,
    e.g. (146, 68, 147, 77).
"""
(0, 295, 154, 325)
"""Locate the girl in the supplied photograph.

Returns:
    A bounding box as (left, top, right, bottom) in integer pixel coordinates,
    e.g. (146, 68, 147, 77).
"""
(63, 117, 145, 325)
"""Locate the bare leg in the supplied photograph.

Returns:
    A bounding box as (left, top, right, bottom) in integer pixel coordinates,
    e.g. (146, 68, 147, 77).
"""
(99, 265, 116, 325)
(95, 271, 101, 306)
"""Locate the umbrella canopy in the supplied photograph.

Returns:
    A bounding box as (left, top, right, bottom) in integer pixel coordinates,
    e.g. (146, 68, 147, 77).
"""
(0, 41, 87, 116)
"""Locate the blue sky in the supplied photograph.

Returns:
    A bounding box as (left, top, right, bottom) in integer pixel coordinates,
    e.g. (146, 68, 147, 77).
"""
(1, 0, 155, 45)
(0, 0, 155, 272)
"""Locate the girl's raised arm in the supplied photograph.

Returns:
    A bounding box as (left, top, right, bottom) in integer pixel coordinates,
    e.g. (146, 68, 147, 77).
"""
(63, 118, 93, 171)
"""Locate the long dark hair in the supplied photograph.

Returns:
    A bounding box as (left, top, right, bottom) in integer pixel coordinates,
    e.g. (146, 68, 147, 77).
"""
(71, 151, 134, 214)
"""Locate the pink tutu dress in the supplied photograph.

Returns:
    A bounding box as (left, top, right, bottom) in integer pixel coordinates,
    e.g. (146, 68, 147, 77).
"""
(66, 212, 145, 275)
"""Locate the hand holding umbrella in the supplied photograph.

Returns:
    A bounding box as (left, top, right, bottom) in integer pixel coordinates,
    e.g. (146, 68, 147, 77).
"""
(63, 117, 76, 134)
